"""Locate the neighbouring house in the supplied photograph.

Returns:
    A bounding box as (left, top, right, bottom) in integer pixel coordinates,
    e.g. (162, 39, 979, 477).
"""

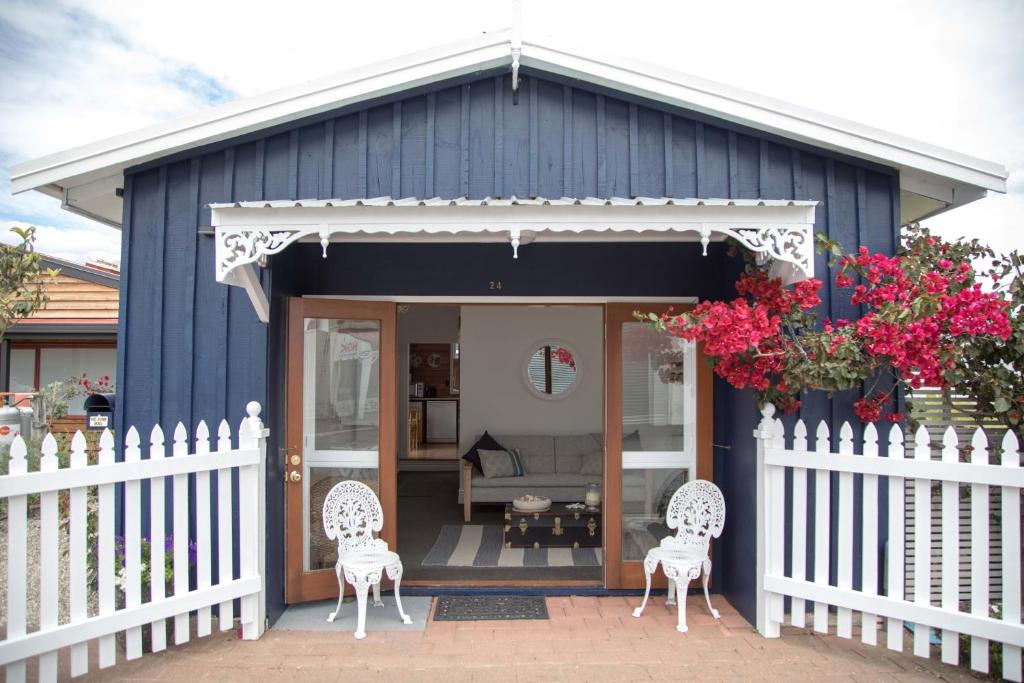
(0, 255, 119, 433)
(9, 28, 1007, 631)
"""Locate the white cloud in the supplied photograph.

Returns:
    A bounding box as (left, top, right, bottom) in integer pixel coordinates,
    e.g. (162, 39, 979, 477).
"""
(0, 220, 120, 266)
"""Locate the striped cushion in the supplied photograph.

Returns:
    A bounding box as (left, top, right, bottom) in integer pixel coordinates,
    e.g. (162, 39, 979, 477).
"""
(477, 448, 525, 478)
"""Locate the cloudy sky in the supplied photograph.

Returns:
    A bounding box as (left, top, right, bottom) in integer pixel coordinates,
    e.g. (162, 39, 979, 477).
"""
(1, 0, 1021, 264)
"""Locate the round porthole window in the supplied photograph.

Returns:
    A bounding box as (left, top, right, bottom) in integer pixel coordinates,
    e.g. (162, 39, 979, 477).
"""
(523, 340, 580, 399)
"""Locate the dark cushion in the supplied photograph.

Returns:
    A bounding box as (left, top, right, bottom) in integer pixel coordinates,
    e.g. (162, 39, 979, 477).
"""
(462, 431, 505, 473)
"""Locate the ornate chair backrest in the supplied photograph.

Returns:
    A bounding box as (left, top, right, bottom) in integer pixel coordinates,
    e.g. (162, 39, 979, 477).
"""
(664, 479, 726, 555)
(322, 480, 384, 555)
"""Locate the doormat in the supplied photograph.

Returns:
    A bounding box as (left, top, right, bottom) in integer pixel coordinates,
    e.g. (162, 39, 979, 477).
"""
(433, 595, 549, 621)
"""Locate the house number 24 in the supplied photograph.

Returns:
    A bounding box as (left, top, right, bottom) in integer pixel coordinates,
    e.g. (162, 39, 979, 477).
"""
(489, 280, 503, 290)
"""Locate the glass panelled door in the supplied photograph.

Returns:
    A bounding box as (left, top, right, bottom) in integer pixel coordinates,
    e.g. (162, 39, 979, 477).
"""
(286, 299, 397, 603)
(605, 304, 712, 588)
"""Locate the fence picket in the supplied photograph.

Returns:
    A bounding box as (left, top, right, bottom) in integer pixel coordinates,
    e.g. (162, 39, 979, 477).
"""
(768, 418, 786, 626)
(861, 424, 879, 646)
(1001, 431, 1022, 683)
(813, 421, 831, 634)
(149, 425, 167, 653)
(195, 422, 213, 636)
(886, 425, 905, 653)
(0, 402, 265, 678)
(965, 428, 988, 673)
(912, 425, 933, 658)
(937, 427, 959, 666)
(790, 420, 808, 628)
(38, 434, 59, 681)
(97, 429, 117, 667)
(172, 423, 190, 645)
(217, 420, 235, 630)
(6, 437, 27, 683)
(759, 407, 1022, 676)
(68, 432, 89, 676)
(124, 428, 143, 660)
(836, 422, 854, 639)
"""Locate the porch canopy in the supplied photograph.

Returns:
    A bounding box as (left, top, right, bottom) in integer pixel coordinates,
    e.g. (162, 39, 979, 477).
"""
(210, 196, 818, 322)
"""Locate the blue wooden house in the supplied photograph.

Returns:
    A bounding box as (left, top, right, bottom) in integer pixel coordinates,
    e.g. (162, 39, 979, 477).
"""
(10, 28, 1007, 628)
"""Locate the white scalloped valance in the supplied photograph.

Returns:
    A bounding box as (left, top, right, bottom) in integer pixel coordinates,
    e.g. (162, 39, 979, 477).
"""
(210, 196, 818, 322)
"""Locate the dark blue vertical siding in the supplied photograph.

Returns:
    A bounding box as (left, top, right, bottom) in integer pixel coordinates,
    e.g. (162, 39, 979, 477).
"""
(119, 70, 900, 626)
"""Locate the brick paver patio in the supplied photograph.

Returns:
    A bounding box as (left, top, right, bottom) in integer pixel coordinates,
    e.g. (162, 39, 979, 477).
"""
(74, 596, 983, 681)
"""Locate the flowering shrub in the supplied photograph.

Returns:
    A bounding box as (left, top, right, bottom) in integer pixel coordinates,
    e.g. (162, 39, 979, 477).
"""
(78, 373, 114, 395)
(643, 226, 1020, 437)
(89, 533, 198, 595)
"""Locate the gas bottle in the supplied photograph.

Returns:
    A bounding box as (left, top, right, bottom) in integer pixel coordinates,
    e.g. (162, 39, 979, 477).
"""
(0, 405, 23, 445)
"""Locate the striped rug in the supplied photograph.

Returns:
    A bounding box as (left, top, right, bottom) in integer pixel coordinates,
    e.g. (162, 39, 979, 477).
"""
(421, 525, 602, 568)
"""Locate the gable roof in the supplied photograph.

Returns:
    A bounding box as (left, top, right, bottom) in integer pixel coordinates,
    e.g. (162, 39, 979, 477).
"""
(10, 29, 1007, 228)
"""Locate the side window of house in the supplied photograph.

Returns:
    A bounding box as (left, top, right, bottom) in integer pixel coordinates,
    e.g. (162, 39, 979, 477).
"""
(7, 346, 117, 415)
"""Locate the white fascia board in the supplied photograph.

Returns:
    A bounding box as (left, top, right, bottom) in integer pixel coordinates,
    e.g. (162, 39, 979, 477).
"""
(10, 31, 512, 196)
(520, 41, 1008, 194)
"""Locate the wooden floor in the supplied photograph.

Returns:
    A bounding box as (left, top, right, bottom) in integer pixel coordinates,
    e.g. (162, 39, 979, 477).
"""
(406, 443, 458, 460)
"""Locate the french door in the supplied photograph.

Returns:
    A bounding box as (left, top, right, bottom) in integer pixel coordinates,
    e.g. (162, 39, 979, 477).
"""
(605, 303, 713, 588)
(285, 298, 397, 603)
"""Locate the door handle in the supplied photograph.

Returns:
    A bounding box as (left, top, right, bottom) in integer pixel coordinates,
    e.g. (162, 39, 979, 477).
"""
(288, 470, 302, 483)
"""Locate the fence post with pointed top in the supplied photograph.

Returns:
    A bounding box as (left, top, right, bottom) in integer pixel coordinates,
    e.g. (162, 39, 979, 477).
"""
(755, 403, 780, 638)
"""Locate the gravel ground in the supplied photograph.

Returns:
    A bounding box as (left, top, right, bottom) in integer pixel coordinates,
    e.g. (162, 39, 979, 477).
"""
(0, 513, 96, 634)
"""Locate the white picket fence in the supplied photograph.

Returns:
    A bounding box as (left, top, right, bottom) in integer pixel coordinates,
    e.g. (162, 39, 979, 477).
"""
(0, 402, 267, 682)
(754, 404, 1023, 682)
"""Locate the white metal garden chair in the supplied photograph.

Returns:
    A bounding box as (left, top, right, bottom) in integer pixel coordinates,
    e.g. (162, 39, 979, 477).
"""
(631, 479, 725, 632)
(322, 480, 412, 639)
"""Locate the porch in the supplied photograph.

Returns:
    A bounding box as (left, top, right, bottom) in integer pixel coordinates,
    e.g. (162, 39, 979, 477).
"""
(72, 596, 975, 682)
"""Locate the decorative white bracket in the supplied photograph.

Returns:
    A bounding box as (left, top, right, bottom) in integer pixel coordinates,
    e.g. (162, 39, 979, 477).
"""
(212, 197, 817, 323)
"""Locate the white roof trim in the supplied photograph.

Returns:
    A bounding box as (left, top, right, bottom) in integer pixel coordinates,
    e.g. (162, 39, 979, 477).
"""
(11, 28, 1006, 228)
(212, 197, 817, 322)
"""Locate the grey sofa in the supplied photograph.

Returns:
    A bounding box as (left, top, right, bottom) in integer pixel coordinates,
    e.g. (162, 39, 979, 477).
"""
(459, 433, 602, 522)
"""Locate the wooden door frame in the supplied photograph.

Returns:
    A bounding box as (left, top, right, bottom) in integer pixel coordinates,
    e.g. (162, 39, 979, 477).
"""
(284, 297, 397, 603)
(604, 303, 713, 589)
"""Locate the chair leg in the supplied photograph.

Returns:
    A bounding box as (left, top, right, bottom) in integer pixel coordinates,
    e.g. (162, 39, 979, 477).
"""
(327, 566, 345, 623)
(353, 579, 370, 640)
(391, 563, 413, 625)
(372, 581, 383, 608)
(666, 578, 677, 606)
(702, 558, 719, 619)
(632, 558, 656, 618)
(675, 578, 692, 633)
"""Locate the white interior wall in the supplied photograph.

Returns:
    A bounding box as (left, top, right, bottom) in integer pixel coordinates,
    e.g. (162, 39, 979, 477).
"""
(397, 304, 460, 456)
(458, 305, 603, 453)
